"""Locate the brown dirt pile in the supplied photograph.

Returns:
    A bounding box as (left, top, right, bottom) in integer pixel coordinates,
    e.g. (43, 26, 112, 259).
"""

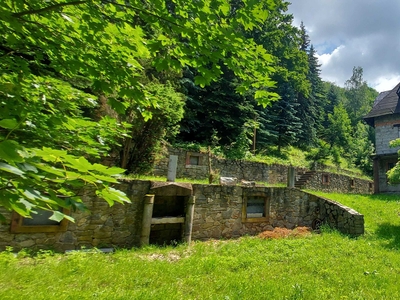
(257, 226, 313, 239)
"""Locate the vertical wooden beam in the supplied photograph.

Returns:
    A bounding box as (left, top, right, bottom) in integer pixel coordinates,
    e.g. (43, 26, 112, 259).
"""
(140, 194, 155, 247)
(184, 196, 196, 245)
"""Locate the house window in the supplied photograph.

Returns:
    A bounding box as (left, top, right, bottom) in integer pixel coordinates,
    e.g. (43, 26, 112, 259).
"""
(10, 208, 69, 233)
(369, 182, 373, 192)
(242, 195, 269, 222)
(322, 174, 330, 185)
(189, 155, 200, 166)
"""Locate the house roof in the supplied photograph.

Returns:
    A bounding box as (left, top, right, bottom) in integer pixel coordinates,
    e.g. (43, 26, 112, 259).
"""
(364, 82, 400, 126)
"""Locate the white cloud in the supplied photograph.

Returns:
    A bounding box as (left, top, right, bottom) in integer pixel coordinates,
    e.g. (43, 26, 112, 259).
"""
(372, 76, 400, 92)
(287, 0, 400, 91)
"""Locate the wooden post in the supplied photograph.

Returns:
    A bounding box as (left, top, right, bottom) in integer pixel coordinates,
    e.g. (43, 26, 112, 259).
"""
(140, 194, 155, 247)
(184, 196, 196, 245)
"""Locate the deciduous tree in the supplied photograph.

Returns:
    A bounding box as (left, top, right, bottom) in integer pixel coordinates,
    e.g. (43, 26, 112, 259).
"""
(0, 0, 279, 219)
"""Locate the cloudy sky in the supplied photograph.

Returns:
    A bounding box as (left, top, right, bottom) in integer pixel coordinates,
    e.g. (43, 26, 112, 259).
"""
(287, 0, 400, 92)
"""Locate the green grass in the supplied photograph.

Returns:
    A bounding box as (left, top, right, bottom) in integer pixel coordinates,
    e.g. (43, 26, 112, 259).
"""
(121, 174, 211, 185)
(2, 193, 400, 299)
(248, 146, 370, 180)
(122, 175, 285, 187)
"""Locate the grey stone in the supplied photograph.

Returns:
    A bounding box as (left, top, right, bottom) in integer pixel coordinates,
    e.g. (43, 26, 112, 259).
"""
(220, 177, 238, 186)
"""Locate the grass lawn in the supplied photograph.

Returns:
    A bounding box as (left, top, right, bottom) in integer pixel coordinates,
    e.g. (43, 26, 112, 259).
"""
(1, 193, 400, 299)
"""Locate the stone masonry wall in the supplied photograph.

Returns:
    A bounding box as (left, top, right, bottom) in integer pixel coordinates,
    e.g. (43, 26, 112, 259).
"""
(191, 186, 363, 239)
(153, 148, 292, 184)
(302, 172, 373, 194)
(154, 148, 373, 193)
(0, 180, 150, 252)
(374, 114, 400, 155)
(0, 181, 364, 252)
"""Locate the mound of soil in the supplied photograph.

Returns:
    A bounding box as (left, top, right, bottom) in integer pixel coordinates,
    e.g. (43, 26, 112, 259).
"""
(258, 226, 313, 239)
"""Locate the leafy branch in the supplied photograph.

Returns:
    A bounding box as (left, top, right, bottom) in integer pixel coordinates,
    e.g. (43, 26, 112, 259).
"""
(12, 0, 88, 17)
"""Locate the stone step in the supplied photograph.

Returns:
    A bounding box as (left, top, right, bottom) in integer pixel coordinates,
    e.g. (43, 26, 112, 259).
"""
(294, 170, 316, 189)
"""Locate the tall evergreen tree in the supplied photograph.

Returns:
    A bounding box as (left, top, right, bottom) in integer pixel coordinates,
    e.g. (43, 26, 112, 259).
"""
(307, 44, 326, 136)
(251, 2, 309, 153)
(295, 25, 326, 149)
(178, 66, 255, 147)
(177, 0, 310, 156)
(299, 21, 310, 52)
(257, 83, 302, 152)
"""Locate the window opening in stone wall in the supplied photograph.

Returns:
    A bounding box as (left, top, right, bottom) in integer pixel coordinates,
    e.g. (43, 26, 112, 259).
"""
(243, 195, 269, 223)
(247, 197, 265, 218)
(350, 179, 355, 188)
(322, 174, 330, 185)
(189, 155, 200, 166)
(10, 208, 69, 233)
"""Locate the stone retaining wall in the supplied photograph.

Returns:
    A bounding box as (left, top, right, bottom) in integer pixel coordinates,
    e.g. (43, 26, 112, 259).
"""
(302, 172, 373, 194)
(154, 148, 373, 194)
(153, 148, 292, 183)
(0, 181, 364, 252)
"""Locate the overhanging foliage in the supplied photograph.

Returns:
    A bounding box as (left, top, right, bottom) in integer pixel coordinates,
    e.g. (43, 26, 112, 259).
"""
(0, 0, 280, 219)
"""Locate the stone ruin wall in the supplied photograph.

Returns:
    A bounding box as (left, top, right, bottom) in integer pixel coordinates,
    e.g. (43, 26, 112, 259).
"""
(303, 172, 372, 194)
(153, 148, 292, 184)
(154, 148, 373, 194)
(0, 180, 363, 252)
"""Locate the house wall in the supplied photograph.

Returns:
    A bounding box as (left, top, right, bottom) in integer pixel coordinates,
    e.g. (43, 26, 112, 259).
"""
(0, 181, 364, 252)
(372, 115, 400, 193)
(374, 114, 400, 155)
(375, 155, 400, 193)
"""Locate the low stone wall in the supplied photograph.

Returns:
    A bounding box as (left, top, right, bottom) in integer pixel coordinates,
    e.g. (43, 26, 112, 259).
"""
(154, 148, 373, 194)
(316, 195, 364, 235)
(153, 148, 291, 184)
(302, 172, 373, 194)
(192, 186, 364, 239)
(0, 181, 364, 252)
(0, 181, 150, 252)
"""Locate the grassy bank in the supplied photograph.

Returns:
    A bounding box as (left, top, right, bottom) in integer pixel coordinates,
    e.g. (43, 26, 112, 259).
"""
(1, 193, 400, 299)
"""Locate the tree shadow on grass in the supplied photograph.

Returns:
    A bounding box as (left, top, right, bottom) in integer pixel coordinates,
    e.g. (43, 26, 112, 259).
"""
(375, 223, 400, 249)
(369, 194, 400, 203)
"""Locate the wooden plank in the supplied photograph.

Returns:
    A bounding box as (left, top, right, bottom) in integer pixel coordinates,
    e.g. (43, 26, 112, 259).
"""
(151, 217, 185, 224)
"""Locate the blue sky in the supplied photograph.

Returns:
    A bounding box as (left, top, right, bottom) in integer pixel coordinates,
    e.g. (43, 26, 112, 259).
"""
(287, 0, 400, 92)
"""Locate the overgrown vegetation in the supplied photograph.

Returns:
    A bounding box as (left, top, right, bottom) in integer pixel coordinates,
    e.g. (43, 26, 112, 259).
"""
(1, 193, 400, 299)
(0, 0, 280, 218)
